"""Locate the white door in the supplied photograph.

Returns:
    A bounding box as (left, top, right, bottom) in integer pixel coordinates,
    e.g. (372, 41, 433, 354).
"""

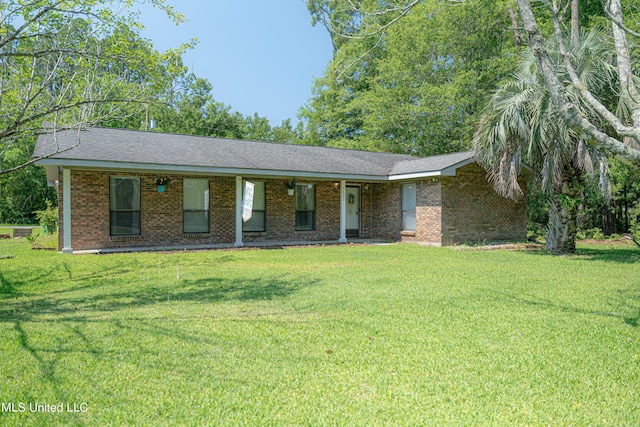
(346, 186, 360, 237)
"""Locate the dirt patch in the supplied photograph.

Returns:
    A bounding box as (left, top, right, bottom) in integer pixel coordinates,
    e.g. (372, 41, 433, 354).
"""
(578, 237, 636, 246)
(451, 242, 545, 251)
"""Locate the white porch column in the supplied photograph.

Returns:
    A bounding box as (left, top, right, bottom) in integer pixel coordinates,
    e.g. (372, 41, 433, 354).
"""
(339, 180, 347, 243)
(235, 176, 244, 247)
(62, 168, 73, 254)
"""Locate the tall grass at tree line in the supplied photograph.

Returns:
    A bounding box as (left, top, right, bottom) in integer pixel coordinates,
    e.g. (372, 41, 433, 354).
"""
(0, 239, 638, 426)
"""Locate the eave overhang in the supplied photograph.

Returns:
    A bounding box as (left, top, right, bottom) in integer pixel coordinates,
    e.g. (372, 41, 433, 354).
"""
(34, 158, 394, 182)
(35, 155, 482, 182)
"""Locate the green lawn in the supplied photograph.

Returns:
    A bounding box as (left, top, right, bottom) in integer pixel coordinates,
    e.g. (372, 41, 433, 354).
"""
(0, 240, 638, 426)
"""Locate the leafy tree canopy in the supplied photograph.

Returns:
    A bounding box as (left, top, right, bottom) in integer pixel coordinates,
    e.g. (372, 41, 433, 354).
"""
(0, 0, 194, 175)
(302, 0, 520, 156)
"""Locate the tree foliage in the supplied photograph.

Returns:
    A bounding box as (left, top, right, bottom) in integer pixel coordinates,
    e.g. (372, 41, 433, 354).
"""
(308, 0, 640, 163)
(302, 0, 520, 156)
(0, 1, 307, 222)
(0, 0, 199, 223)
(514, 0, 640, 163)
(133, 73, 304, 143)
(473, 29, 614, 254)
(304, 0, 638, 250)
(0, 0, 192, 175)
(0, 145, 56, 224)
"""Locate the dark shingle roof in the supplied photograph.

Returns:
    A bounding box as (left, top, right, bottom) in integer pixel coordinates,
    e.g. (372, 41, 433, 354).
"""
(389, 151, 475, 177)
(34, 127, 475, 180)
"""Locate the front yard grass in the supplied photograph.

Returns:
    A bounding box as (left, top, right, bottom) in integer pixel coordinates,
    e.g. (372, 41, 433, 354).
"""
(0, 240, 638, 425)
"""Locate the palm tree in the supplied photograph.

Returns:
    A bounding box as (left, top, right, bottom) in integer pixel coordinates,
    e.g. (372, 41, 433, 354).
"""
(473, 29, 614, 254)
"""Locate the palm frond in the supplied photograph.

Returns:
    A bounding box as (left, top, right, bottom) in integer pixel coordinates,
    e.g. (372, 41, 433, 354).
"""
(473, 27, 615, 202)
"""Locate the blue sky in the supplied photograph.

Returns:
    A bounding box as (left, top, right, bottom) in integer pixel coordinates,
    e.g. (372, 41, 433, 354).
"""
(138, 1, 333, 126)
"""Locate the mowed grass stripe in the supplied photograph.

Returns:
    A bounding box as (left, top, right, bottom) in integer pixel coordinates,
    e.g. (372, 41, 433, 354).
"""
(0, 241, 638, 425)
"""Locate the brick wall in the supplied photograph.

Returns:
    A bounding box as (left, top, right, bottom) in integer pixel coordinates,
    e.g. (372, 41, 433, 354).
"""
(415, 181, 443, 244)
(367, 164, 527, 246)
(440, 163, 527, 244)
(369, 182, 401, 241)
(58, 163, 527, 252)
(242, 179, 341, 243)
(61, 170, 235, 251)
(60, 171, 348, 251)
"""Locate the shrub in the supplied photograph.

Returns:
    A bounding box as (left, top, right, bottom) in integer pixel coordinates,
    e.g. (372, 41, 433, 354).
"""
(590, 228, 605, 240)
(580, 228, 604, 240)
(34, 200, 58, 234)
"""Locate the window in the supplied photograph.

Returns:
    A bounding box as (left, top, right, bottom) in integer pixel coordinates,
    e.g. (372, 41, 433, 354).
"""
(402, 182, 416, 231)
(110, 177, 140, 235)
(295, 183, 315, 230)
(243, 181, 265, 232)
(183, 179, 209, 233)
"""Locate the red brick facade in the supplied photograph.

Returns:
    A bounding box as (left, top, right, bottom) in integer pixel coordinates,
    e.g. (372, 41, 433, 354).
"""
(440, 163, 528, 245)
(57, 163, 526, 252)
(383, 163, 527, 246)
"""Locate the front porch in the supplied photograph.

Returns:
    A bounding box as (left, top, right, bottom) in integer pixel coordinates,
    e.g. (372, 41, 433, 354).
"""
(57, 169, 400, 253)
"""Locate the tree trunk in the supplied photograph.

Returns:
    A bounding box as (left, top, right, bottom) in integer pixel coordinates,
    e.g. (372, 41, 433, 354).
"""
(507, 8, 522, 47)
(609, 0, 640, 128)
(515, 0, 640, 162)
(546, 167, 583, 254)
(571, 0, 579, 47)
(547, 194, 578, 254)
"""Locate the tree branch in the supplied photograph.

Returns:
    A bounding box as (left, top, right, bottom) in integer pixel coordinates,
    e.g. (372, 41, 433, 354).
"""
(604, 0, 640, 38)
(322, 0, 420, 40)
(515, 0, 640, 163)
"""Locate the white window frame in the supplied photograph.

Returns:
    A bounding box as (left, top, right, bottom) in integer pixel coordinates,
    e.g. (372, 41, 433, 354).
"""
(243, 181, 266, 232)
(401, 182, 416, 232)
(295, 183, 315, 231)
(110, 176, 141, 236)
(183, 178, 210, 233)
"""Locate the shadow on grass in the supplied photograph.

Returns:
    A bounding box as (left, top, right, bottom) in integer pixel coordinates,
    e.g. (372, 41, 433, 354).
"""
(0, 270, 13, 295)
(0, 255, 322, 408)
(1, 273, 319, 320)
(519, 246, 639, 263)
(574, 247, 640, 263)
(619, 286, 640, 327)
(0, 267, 58, 297)
(494, 287, 640, 328)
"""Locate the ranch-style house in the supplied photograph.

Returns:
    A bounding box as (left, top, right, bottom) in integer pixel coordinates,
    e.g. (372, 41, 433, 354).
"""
(33, 127, 527, 253)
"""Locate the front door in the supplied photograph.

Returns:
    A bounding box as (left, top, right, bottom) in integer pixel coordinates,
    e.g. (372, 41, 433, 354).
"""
(346, 186, 360, 238)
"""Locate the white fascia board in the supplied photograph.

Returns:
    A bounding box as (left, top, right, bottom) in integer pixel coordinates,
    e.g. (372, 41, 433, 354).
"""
(34, 158, 390, 182)
(388, 171, 442, 181)
(35, 157, 479, 182)
(441, 157, 475, 175)
(388, 157, 476, 181)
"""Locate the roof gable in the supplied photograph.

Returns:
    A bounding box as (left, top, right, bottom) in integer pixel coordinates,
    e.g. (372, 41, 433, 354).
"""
(388, 151, 475, 178)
